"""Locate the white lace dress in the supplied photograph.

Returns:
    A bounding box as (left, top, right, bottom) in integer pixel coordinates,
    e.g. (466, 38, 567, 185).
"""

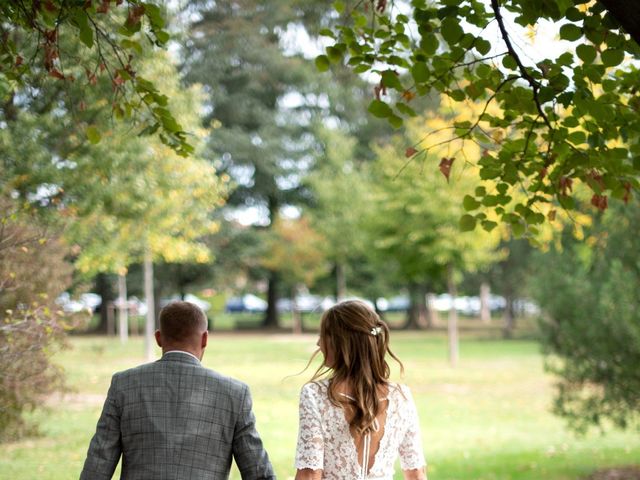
(295, 381, 426, 480)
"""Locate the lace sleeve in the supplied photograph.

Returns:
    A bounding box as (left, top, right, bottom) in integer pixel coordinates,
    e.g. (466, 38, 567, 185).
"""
(294, 383, 325, 471)
(398, 385, 426, 471)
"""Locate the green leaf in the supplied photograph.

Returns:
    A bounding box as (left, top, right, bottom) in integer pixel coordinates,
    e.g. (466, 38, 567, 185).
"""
(475, 38, 491, 55)
(396, 102, 417, 117)
(155, 31, 170, 45)
(74, 12, 94, 48)
(601, 48, 624, 67)
(576, 44, 597, 64)
(388, 114, 403, 129)
(86, 126, 101, 144)
(502, 55, 517, 70)
(511, 221, 525, 237)
(381, 70, 403, 90)
(144, 3, 166, 29)
(568, 131, 586, 144)
(326, 46, 343, 62)
(449, 89, 466, 101)
(411, 62, 429, 83)
(319, 29, 335, 38)
(334, 0, 345, 14)
(559, 24, 582, 41)
(441, 18, 464, 45)
(463, 195, 480, 211)
(459, 214, 477, 232)
(481, 220, 498, 232)
(420, 34, 439, 55)
(315, 55, 330, 72)
(476, 63, 492, 78)
(368, 100, 393, 118)
(121, 39, 143, 55)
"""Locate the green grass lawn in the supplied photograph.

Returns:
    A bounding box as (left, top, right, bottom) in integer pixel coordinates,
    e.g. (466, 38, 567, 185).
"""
(1, 330, 638, 480)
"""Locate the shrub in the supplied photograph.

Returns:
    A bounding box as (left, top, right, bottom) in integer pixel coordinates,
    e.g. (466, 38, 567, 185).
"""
(0, 196, 76, 441)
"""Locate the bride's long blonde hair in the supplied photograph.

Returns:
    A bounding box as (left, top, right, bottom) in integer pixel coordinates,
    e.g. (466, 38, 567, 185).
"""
(309, 300, 404, 435)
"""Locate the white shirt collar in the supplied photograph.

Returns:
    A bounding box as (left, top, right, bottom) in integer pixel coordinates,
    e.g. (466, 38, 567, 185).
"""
(163, 350, 201, 363)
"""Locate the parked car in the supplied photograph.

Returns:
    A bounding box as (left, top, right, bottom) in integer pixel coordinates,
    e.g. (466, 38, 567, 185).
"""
(162, 294, 211, 312)
(277, 294, 334, 313)
(55, 292, 101, 313)
(225, 294, 267, 313)
(384, 295, 410, 312)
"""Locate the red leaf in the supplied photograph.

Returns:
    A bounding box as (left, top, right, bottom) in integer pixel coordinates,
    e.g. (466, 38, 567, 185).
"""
(99, 62, 106, 72)
(86, 69, 97, 85)
(439, 157, 455, 182)
(405, 147, 418, 158)
(15, 55, 23, 67)
(559, 176, 573, 196)
(112, 73, 125, 88)
(96, 0, 109, 13)
(548, 209, 557, 221)
(376, 0, 388, 13)
(44, 29, 57, 42)
(538, 166, 548, 180)
(590, 194, 608, 211)
(623, 182, 632, 204)
(401, 90, 415, 102)
(49, 68, 65, 80)
(126, 5, 146, 27)
(79, 101, 87, 111)
(44, 43, 58, 70)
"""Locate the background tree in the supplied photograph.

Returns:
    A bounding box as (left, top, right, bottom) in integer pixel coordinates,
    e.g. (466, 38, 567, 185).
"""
(260, 217, 328, 332)
(0, 1, 189, 154)
(68, 55, 226, 357)
(306, 127, 373, 300)
(321, 0, 640, 233)
(531, 202, 640, 433)
(180, 0, 325, 327)
(368, 106, 500, 363)
(0, 194, 78, 441)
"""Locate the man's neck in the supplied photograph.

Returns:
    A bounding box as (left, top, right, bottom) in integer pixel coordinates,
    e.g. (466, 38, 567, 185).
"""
(163, 348, 202, 362)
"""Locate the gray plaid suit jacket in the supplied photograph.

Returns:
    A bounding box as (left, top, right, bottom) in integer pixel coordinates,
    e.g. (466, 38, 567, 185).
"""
(80, 352, 275, 480)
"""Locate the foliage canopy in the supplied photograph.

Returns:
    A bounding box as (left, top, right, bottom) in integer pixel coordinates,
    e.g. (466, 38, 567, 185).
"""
(321, 0, 640, 236)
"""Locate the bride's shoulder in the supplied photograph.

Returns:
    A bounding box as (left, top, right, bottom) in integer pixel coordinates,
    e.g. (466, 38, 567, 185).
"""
(300, 379, 329, 398)
(388, 382, 415, 400)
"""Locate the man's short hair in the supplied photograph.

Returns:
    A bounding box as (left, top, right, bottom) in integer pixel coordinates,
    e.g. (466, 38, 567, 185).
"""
(159, 301, 207, 342)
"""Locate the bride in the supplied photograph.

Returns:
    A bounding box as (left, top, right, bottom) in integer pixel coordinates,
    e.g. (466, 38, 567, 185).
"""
(294, 300, 427, 480)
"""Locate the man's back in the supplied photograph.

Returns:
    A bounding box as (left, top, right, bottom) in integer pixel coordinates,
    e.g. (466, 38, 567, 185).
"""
(80, 352, 274, 480)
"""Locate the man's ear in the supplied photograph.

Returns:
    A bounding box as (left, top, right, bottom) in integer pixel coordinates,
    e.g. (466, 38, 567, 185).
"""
(201, 330, 208, 349)
(154, 330, 162, 348)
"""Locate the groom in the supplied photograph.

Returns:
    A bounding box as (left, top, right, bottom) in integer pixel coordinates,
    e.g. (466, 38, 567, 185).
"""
(80, 301, 275, 479)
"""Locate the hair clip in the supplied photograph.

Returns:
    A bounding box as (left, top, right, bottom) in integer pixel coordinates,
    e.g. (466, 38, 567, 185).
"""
(370, 326, 382, 336)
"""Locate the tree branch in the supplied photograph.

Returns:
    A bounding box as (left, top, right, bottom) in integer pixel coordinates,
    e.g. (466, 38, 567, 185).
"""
(490, 0, 553, 130)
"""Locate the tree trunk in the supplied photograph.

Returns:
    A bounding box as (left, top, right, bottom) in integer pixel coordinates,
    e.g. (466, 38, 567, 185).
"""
(144, 249, 156, 362)
(426, 293, 439, 327)
(420, 284, 432, 329)
(95, 273, 114, 334)
(503, 295, 516, 339)
(291, 285, 303, 334)
(118, 271, 128, 344)
(263, 270, 280, 328)
(480, 281, 491, 324)
(335, 262, 347, 301)
(447, 264, 459, 367)
(404, 283, 424, 329)
(599, 0, 640, 46)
